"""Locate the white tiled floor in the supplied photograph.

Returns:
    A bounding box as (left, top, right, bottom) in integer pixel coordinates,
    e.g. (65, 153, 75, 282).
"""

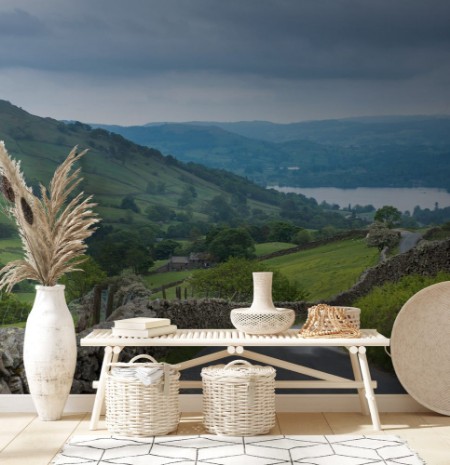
(0, 412, 449, 465)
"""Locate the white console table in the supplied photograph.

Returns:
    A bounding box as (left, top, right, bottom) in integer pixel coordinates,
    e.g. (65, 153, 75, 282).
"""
(80, 328, 390, 431)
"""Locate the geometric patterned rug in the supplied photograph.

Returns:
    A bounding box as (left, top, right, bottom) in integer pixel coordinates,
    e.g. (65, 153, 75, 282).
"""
(51, 435, 425, 464)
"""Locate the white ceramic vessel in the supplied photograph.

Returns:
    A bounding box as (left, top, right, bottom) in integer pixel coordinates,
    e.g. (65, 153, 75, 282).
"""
(23, 284, 77, 420)
(230, 272, 295, 334)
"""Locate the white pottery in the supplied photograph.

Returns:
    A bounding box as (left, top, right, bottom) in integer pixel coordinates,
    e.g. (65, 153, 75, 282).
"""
(23, 284, 77, 421)
(250, 272, 277, 310)
(230, 272, 295, 334)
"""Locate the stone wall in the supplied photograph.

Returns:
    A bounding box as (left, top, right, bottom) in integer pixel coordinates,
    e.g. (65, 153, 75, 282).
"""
(0, 327, 27, 394)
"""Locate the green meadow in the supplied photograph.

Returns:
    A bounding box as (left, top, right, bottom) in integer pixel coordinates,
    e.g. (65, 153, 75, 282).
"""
(148, 238, 379, 302)
(254, 242, 296, 257)
(262, 238, 379, 301)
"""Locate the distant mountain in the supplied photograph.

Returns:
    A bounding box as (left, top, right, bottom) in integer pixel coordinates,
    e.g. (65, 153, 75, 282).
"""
(188, 116, 450, 146)
(93, 116, 450, 190)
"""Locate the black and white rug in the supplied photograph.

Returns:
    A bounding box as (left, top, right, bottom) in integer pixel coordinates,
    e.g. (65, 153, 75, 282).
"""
(52, 434, 424, 465)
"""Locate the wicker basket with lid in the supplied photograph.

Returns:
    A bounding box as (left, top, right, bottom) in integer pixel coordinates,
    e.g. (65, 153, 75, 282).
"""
(201, 359, 276, 436)
(105, 354, 180, 436)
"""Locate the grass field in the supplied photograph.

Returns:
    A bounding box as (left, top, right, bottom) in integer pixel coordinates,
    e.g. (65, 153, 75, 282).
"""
(262, 238, 379, 301)
(254, 242, 296, 257)
(142, 270, 193, 290)
(0, 238, 22, 264)
(148, 239, 380, 302)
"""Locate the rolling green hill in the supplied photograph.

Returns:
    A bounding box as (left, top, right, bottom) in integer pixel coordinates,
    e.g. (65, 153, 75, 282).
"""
(0, 100, 279, 231)
(0, 99, 352, 235)
(92, 122, 288, 186)
(94, 116, 450, 190)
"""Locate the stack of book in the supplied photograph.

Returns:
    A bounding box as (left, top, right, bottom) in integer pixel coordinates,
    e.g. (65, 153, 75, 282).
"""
(112, 317, 177, 338)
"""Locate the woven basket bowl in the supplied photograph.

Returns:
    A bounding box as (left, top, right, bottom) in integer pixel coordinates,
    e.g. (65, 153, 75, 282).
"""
(307, 305, 361, 330)
(230, 307, 295, 335)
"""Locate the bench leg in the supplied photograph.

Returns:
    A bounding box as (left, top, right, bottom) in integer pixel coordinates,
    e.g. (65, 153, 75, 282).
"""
(348, 346, 369, 415)
(357, 347, 382, 431)
(89, 345, 122, 430)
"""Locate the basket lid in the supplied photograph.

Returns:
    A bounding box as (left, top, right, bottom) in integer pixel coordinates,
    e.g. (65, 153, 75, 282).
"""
(201, 360, 276, 379)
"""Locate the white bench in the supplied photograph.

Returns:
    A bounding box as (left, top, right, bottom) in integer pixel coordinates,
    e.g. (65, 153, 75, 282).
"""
(81, 328, 390, 431)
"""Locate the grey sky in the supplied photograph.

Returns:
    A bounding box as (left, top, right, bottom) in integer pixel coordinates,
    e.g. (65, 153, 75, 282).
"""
(1, 0, 449, 124)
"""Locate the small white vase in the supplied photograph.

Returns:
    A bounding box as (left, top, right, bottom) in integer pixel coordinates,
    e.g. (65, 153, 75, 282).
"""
(23, 284, 77, 421)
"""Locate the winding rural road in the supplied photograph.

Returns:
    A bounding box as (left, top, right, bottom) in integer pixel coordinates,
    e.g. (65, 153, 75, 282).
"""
(399, 230, 422, 253)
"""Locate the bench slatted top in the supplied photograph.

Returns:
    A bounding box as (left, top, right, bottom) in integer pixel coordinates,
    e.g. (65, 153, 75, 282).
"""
(81, 328, 389, 347)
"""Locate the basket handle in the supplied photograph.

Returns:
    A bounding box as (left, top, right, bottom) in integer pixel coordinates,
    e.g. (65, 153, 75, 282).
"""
(223, 359, 253, 369)
(129, 354, 158, 364)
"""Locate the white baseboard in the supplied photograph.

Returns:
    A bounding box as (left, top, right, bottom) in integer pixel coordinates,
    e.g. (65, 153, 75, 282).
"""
(0, 393, 429, 414)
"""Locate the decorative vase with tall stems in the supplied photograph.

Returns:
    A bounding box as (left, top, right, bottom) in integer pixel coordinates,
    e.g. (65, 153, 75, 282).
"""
(24, 285, 77, 420)
(0, 142, 99, 420)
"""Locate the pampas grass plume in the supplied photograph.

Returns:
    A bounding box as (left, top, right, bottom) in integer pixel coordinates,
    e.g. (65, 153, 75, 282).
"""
(0, 142, 99, 291)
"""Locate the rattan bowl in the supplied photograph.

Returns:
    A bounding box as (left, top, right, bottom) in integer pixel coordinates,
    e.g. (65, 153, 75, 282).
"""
(307, 305, 361, 330)
(230, 307, 295, 335)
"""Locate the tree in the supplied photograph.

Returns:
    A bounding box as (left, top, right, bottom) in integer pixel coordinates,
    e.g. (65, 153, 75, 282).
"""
(120, 195, 140, 213)
(374, 205, 401, 228)
(135, 225, 163, 248)
(366, 222, 401, 251)
(207, 227, 255, 262)
(188, 257, 308, 301)
(146, 204, 175, 222)
(0, 291, 32, 324)
(153, 239, 181, 260)
(206, 195, 236, 223)
(91, 230, 153, 276)
(60, 256, 107, 302)
(268, 221, 297, 242)
(178, 185, 197, 207)
(280, 198, 299, 220)
(292, 229, 312, 246)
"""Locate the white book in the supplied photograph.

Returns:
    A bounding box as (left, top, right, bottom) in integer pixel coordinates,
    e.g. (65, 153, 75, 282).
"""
(114, 317, 171, 330)
(112, 324, 177, 338)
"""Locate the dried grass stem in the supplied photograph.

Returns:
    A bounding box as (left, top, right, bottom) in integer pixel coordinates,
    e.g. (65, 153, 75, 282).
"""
(0, 142, 99, 291)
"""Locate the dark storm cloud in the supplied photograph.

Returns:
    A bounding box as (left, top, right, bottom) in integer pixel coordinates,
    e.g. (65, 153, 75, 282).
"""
(1, 0, 450, 81)
(0, 8, 47, 36)
(1, 0, 449, 124)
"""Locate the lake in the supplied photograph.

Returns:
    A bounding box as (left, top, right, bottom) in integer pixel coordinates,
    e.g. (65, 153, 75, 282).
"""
(270, 186, 450, 213)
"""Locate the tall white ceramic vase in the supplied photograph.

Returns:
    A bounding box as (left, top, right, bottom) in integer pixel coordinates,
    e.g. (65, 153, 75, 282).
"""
(23, 284, 77, 421)
(250, 272, 276, 311)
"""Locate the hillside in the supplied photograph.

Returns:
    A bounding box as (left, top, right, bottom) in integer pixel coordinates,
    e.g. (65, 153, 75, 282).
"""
(94, 116, 450, 189)
(0, 100, 347, 235)
(92, 122, 287, 186)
